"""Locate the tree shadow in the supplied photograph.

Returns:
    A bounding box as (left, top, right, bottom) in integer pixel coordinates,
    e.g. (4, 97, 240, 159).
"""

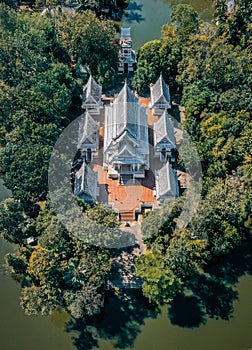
(66, 319, 98, 350)
(168, 294, 206, 328)
(66, 241, 252, 348)
(124, 11, 145, 24)
(66, 290, 160, 350)
(168, 240, 252, 328)
(205, 240, 252, 285)
(127, 1, 143, 12)
(187, 274, 238, 320)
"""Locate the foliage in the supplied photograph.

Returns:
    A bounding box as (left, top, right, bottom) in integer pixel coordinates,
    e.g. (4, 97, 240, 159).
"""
(133, 35, 181, 95)
(171, 3, 199, 41)
(85, 204, 119, 228)
(56, 11, 118, 88)
(16, 204, 112, 318)
(0, 0, 251, 325)
(0, 198, 36, 244)
(136, 250, 182, 304)
(136, 229, 207, 304)
(137, 2, 251, 307)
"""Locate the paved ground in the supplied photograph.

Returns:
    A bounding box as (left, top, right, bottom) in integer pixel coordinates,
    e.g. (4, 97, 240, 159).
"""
(90, 97, 164, 220)
(91, 99, 189, 212)
(91, 99, 190, 290)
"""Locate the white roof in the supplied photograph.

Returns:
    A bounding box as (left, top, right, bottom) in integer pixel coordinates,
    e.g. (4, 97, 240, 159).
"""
(150, 74, 171, 109)
(121, 28, 131, 39)
(154, 111, 176, 149)
(104, 83, 149, 167)
(155, 163, 179, 200)
(82, 75, 102, 107)
(78, 112, 100, 149)
(74, 163, 98, 202)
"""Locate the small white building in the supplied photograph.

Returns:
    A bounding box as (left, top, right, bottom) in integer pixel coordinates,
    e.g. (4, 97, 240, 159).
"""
(153, 111, 176, 163)
(81, 75, 103, 113)
(74, 162, 98, 204)
(155, 162, 179, 202)
(149, 74, 171, 115)
(118, 28, 136, 74)
(77, 112, 100, 163)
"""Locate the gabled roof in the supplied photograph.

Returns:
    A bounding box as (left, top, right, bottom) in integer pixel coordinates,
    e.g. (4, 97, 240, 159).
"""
(155, 163, 179, 200)
(150, 74, 171, 109)
(113, 82, 141, 139)
(103, 83, 149, 168)
(82, 75, 102, 108)
(78, 112, 100, 149)
(112, 141, 145, 164)
(74, 163, 98, 203)
(154, 111, 176, 148)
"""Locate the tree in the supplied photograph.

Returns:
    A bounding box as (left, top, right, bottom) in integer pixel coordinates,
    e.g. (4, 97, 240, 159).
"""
(0, 122, 61, 204)
(136, 251, 182, 304)
(171, 4, 199, 41)
(5, 253, 27, 276)
(20, 284, 59, 316)
(85, 204, 119, 228)
(165, 230, 207, 278)
(56, 12, 119, 88)
(0, 198, 35, 244)
(190, 176, 247, 254)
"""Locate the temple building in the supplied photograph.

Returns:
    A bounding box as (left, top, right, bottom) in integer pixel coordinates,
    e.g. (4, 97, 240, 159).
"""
(103, 82, 149, 180)
(153, 111, 176, 163)
(74, 162, 98, 204)
(149, 74, 171, 115)
(77, 112, 100, 163)
(155, 162, 179, 202)
(81, 75, 103, 112)
(118, 28, 136, 74)
(73, 70, 180, 218)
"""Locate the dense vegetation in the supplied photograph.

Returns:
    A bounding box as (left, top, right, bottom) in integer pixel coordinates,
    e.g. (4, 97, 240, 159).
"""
(0, 2, 121, 317)
(0, 0, 251, 333)
(135, 0, 252, 304)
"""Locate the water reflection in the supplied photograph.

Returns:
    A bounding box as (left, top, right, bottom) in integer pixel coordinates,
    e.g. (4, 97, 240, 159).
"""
(166, 0, 214, 20)
(65, 241, 252, 349)
(66, 290, 159, 350)
(122, 0, 214, 50)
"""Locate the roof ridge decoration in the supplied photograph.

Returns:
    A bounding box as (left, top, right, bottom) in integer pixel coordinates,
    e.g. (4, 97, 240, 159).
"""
(78, 112, 100, 148)
(115, 81, 138, 104)
(154, 110, 176, 148)
(74, 162, 98, 203)
(82, 74, 102, 108)
(150, 73, 171, 110)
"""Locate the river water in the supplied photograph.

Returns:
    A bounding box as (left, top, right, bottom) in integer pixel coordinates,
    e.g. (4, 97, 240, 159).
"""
(1, 1, 252, 349)
(122, 0, 214, 50)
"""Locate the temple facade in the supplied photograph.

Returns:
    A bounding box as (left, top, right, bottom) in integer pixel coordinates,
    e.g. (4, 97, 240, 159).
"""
(153, 110, 176, 163)
(81, 75, 102, 113)
(149, 73, 171, 115)
(103, 82, 149, 180)
(118, 28, 136, 74)
(74, 162, 98, 204)
(77, 112, 100, 163)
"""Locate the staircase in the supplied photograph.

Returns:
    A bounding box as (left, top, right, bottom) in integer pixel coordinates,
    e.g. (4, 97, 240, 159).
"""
(120, 210, 135, 221)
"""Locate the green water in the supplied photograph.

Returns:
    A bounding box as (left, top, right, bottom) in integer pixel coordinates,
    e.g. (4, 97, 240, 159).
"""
(1, 1, 252, 349)
(1, 235, 252, 350)
(0, 178, 252, 349)
(122, 0, 214, 50)
(96, 276, 252, 350)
